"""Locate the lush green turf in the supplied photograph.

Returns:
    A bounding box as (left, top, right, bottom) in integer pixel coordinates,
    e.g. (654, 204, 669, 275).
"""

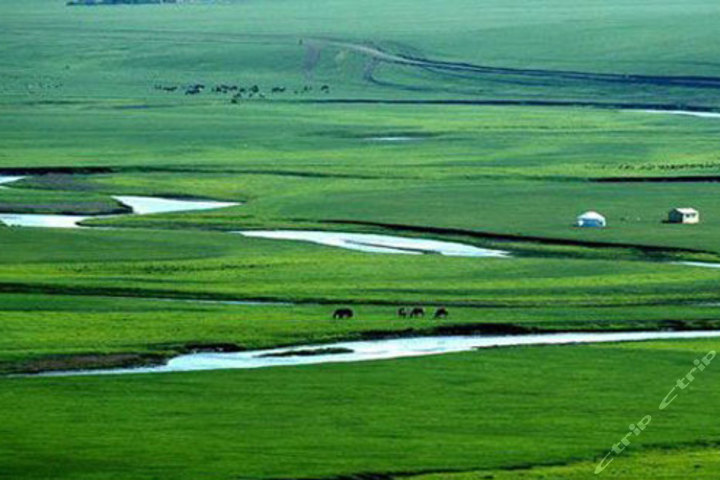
(0, 187, 128, 214)
(5, 226, 720, 310)
(2, 340, 720, 479)
(3, 0, 720, 478)
(411, 446, 720, 480)
(7, 102, 720, 255)
(3, 0, 720, 105)
(6, 290, 720, 374)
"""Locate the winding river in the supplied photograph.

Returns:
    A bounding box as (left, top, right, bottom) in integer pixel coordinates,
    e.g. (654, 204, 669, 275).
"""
(32, 330, 720, 377)
(0, 175, 509, 258)
(238, 230, 509, 257)
(640, 110, 720, 119)
(677, 261, 720, 269)
(4, 174, 720, 379)
(4, 175, 720, 264)
(0, 177, 241, 227)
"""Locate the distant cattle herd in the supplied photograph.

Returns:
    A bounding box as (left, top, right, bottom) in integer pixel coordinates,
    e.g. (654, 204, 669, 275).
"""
(332, 307, 449, 320)
(153, 82, 331, 102)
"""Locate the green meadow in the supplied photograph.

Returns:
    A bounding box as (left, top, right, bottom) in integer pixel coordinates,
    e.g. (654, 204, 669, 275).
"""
(2, 0, 720, 478)
(3, 342, 720, 479)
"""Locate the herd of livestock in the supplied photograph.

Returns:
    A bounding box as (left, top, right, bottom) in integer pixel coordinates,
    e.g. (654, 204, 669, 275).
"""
(332, 307, 449, 319)
(154, 83, 331, 101)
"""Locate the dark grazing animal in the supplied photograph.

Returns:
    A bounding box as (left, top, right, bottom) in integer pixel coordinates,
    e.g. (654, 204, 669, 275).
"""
(398, 307, 408, 318)
(333, 308, 354, 319)
(409, 307, 425, 318)
(185, 84, 204, 95)
(434, 308, 449, 319)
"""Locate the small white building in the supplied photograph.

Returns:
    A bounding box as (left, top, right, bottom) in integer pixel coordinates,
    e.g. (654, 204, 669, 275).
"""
(577, 211, 606, 228)
(668, 208, 699, 224)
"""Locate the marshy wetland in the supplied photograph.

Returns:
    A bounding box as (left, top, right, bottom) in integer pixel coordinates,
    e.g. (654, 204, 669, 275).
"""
(3, 0, 720, 479)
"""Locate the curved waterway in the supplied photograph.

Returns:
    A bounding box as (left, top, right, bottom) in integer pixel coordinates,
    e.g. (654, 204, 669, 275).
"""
(239, 230, 509, 257)
(678, 261, 720, 269)
(0, 177, 502, 259)
(0, 213, 97, 228)
(366, 136, 419, 142)
(0, 176, 240, 228)
(0, 176, 25, 188)
(113, 196, 238, 215)
(639, 110, 720, 119)
(32, 330, 720, 377)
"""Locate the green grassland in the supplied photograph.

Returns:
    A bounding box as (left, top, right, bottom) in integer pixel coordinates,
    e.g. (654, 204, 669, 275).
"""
(412, 446, 720, 480)
(3, 0, 720, 105)
(0, 187, 129, 214)
(3, 0, 720, 478)
(6, 290, 720, 375)
(5, 226, 720, 309)
(7, 103, 720, 254)
(3, 340, 720, 479)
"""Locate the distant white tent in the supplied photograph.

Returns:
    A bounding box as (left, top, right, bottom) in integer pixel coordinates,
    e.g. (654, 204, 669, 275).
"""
(577, 211, 606, 228)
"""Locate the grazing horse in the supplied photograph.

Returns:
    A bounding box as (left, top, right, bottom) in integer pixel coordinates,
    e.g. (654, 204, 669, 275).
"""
(333, 308, 354, 319)
(409, 307, 425, 318)
(398, 307, 408, 318)
(434, 308, 449, 319)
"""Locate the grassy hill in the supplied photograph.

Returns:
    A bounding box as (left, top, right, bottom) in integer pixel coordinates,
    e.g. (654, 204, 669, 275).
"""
(2, 0, 720, 105)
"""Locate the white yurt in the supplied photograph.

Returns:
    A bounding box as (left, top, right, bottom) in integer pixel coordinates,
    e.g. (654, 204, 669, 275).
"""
(577, 211, 606, 228)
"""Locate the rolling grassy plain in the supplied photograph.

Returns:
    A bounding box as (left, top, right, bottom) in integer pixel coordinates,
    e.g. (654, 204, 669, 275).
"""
(3, 341, 720, 480)
(2, 0, 720, 478)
